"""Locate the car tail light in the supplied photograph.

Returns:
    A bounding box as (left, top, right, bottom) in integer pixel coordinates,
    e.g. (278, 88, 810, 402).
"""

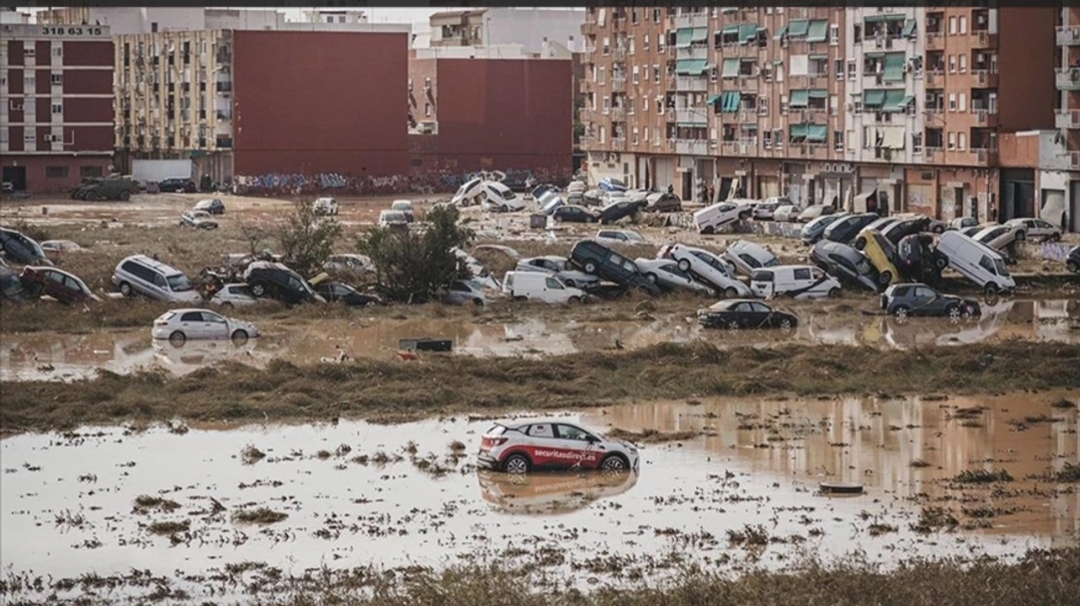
(480, 436, 508, 449)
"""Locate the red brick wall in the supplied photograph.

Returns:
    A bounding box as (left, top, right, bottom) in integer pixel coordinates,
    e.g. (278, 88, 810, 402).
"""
(231, 30, 409, 178)
(61, 70, 112, 95)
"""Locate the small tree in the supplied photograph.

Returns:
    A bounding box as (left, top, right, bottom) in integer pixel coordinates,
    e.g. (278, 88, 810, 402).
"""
(357, 204, 474, 303)
(274, 200, 342, 277)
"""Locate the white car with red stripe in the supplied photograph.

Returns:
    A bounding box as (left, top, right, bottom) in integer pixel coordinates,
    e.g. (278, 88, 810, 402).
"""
(477, 420, 640, 474)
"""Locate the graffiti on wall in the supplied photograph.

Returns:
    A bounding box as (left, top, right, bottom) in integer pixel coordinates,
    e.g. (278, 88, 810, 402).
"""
(233, 166, 573, 196)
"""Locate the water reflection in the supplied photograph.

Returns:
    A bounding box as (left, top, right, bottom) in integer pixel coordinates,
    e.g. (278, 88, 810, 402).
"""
(477, 469, 640, 515)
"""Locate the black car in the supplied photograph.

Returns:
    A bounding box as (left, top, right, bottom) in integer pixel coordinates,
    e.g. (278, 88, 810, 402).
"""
(599, 199, 646, 224)
(880, 216, 932, 246)
(314, 281, 384, 307)
(242, 261, 325, 305)
(1066, 245, 1080, 273)
(158, 177, 198, 193)
(822, 212, 880, 245)
(569, 239, 662, 295)
(897, 233, 948, 284)
(698, 299, 798, 330)
(809, 240, 881, 292)
(0, 227, 51, 266)
(552, 205, 600, 223)
(880, 283, 981, 321)
(1, 265, 28, 303)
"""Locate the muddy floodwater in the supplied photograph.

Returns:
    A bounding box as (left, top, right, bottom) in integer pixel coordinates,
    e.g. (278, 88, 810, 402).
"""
(3, 298, 1078, 381)
(2, 393, 1077, 603)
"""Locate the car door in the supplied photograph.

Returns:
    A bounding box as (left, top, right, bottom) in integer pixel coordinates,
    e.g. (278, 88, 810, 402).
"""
(199, 311, 230, 339)
(42, 270, 66, 300)
(62, 275, 86, 303)
(750, 301, 780, 327)
(909, 286, 939, 316)
(150, 271, 170, 300)
(552, 424, 603, 469)
(178, 310, 208, 339)
(543, 276, 566, 303)
(730, 301, 760, 327)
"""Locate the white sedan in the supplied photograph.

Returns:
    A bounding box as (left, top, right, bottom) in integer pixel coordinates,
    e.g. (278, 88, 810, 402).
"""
(208, 283, 259, 308)
(658, 243, 751, 298)
(152, 308, 259, 346)
(634, 258, 714, 295)
(180, 210, 218, 229)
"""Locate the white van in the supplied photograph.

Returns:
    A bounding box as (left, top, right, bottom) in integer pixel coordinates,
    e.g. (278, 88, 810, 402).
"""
(750, 264, 842, 299)
(502, 271, 586, 304)
(934, 231, 1016, 295)
(692, 201, 752, 234)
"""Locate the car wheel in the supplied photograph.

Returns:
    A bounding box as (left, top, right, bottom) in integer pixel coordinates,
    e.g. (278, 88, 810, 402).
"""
(564, 279, 576, 288)
(567, 296, 581, 305)
(878, 271, 892, 286)
(1015, 230, 1026, 241)
(1050, 233, 1061, 242)
(947, 305, 961, 323)
(86, 191, 100, 202)
(984, 283, 999, 297)
(934, 225, 944, 234)
(779, 318, 794, 331)
(894, 306, 909, 321)
(645, 273, 658, 284)
(231, 329, 249, 345)
(935, 256, 948, 270)
(220, 301, 234, 310)
(472, 298, 484, 307)
(963, 304, 977, 318)
(119, 282, 133, 297)
(854, 237, 866, 250)
(738, 211, 751, 221)
(250, 282, 267, 297)
(677, 259, 691, 272)
(702, 226, 715, 235)
(727, 320, 740, 331)
(500, 204, 509, 212)
(502, 453, 531, 474)
(118, 190, 131, 201)
(513, 295, 528, 302)
(827, 287, 841, 298)
(168, 331, 186, 347)
(583, 261, 598, 274)
(724, 287, 738, 298)
(600, 454, 628, 472)
(1067, 261, 1079, 273)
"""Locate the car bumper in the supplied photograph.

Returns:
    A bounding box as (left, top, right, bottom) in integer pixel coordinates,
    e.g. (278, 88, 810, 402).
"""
(476, 452, 500, 470)
(150, 327, 171, 340)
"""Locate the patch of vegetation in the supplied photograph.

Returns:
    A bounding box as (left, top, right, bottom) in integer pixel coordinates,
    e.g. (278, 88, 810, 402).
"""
(132, 495, 181, 514)
(911, 507, 960, 534)
(952, 469, 1014, 484)
(232, 507, 288, 525)
(272, 199, 343, 277)
(607, 428, 701, 443)
(147, 520, 189, 535)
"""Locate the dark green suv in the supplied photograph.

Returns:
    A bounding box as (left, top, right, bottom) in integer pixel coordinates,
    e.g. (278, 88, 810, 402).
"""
(71, 176, 135, 201)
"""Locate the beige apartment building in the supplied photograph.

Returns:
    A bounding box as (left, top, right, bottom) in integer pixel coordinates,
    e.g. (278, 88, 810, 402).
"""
(581, 5, 1064, 225)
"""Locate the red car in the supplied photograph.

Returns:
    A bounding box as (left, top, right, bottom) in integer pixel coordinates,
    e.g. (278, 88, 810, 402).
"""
(19, 266, 101, 305)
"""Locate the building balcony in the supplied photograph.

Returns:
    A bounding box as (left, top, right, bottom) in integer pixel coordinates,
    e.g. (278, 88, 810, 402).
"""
(612, 77, 626, 92)
(585, 45, 596, 56)
(925, 70, 945, 88)
(1056, 109, 1080, 129)
(1072, 152, 1080, 170)
(675, 139, 710, 156)
(613, 47, 626, 61)
(1057, 25, 1080, 46)
(923, 146, 944, 162)
(674, 108, 708, 125)
(611, 107, 626, 121)
(676, 45, 709, 60)
(1057, 68, 1080, 91)
(720, 138, 757, 156)
(972, 108, 998, 128)
(924, 32, 944, 50)
(675, 76, 709, 92)
(865, 35, 899, 51)
(611, 137, 626, 149)
(970, 70, 998, 88)
(971, 147, 998, 166)
(673, 13, 707, 29)
(972, 30, 996, 49)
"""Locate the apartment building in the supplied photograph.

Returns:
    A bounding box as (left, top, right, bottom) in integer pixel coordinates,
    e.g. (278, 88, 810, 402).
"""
(429, 8, 585, 55)
(113, 28, 410, 183)
(1, 23, 114, 192)
(38, 7, 374, 35)
(407, 48, 573, 179)
(581, 6, 1059, 224)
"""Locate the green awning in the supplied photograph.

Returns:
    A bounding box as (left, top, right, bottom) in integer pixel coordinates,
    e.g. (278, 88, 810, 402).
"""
(691, 27, 708, 42)
(863, 89, 886, 107)
(898, 94, 915, 108)
(809, 53, 828, 60)
(705, 93, 721, 106)
(789, 124, 807, 138)
(806, 124, 827, 142)
(864, 51, 886, 58)
(808, 89, 828, 99)
(902, 19, 917, 37)
(676, 123, 705, 129)
(883, 52, 906, 81)
(774, 25, 788, 39)
(722, 91, 741, 112)
(789, 89, 809, 108)
(865, 14, 906, 23)
(774, 60, 783, 65)
(807, 20, 828, 42)
(741, 123, 758, 131)
(787, 19, 809, 37)
(675, 28, 693, 48)
(881, 89, 908, 112)
(676, 59, 709, 75)
(721, 58, 739, 78)
(721, 24, 739, 35)
(739, 23, 758, 43)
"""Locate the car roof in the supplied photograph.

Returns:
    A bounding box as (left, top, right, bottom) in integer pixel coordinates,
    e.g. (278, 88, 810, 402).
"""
(167, 308, 216, 314)
(497, 418, 587, 429)
(120, 254, 183, 274)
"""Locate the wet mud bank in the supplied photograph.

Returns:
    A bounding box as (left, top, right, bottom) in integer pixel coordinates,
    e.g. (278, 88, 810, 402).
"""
(2, 341, 1079, 434)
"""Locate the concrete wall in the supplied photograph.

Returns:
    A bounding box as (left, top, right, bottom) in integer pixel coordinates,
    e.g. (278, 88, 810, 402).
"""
(486, 8, 585, 55)
(231, 30, 409, 179)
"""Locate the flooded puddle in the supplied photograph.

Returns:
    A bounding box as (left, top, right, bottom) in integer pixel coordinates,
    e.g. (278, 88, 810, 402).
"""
(2, 299, 1078, 382)
(1, 393, 1076, 603)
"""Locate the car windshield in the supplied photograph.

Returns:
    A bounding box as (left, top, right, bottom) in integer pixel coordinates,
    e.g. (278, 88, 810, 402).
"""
(383, 211, 406, 222)
(624, 232, 643, 241)
(993, 257, 1009, 276)
(166, 274, 193, 291)
(500, 188, 516, 200)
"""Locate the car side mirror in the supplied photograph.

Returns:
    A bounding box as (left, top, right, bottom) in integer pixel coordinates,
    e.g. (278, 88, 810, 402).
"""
(587, 435, 600, 443)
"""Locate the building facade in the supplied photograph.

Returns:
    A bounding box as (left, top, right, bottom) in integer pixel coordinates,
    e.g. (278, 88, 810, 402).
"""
(429, 8, 585, 55)
(1, 23, 114, 192)
(110, 28, 410, 185)
(408, 51, 573, 181)
(581, 6, 1064, 226)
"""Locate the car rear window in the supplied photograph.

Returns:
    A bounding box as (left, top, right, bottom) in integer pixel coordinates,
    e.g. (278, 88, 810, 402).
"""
(752, 270, 774, 282)
(486, 425, 506, 436)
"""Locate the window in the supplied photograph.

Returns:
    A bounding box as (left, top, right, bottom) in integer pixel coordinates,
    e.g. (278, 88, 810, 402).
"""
(642, 96, 648, 111)
(23, 47, 34, 56)
(154, 273, 170, 289)
(834, 58, 843, 80)
(958, 93, 966, 112)
(52, 46, 62, 57)
(948, 55, 956, 73)
(958, 132, 966, 150)
(958, 54, 967, 73)
(629, 37, 635, 54)
(51, 73, 62, 85)
(545, 277, 564, 290)
(949, 16, 957, 34)
(597, 67, 605, 84)
(528, 424, 554, 437)
(643, 34, 649, 51)
(632, 126, 639, 144)
(632, 65, 639, 83)
(45, 166, 69, 178)
(653, 8, 660, 23)
(948, 131, 956, 150)
(24, 133, 36, 143)
(653, 65, 660, 84)
(959, 16, 967, 34)
(847, 60, 856, 79)
(948, 93, 956, 111)
(656, 96, 664, 114)
(643, 127, 649, 143)
(556, 424, 592, 441)
(51, 104, 62, 114)
(834, 130, 843, 151)
(793, 268, 812, 280)
(424, 102, 431, 116)
(25, 75, 35, 87)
